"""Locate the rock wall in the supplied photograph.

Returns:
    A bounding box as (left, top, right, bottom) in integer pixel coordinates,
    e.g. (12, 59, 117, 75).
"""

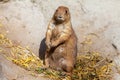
(0, 0, 120, 79)
(0, 0, 45, 55)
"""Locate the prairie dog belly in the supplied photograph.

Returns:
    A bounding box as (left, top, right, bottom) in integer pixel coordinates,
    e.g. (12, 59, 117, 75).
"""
(49, 45, 66, 70)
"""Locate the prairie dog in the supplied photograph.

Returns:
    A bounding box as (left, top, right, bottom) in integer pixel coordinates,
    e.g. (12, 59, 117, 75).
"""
(45, 6, 77, 76)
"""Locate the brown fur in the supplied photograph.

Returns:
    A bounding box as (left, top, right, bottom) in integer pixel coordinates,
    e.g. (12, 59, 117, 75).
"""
(45, 6, 77, 76)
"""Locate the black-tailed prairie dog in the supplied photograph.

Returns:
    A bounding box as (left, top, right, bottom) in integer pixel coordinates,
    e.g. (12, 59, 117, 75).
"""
(44, 6, 77, 75)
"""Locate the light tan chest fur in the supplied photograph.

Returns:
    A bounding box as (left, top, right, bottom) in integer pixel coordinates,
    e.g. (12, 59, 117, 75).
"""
(52, 24, 65, 38)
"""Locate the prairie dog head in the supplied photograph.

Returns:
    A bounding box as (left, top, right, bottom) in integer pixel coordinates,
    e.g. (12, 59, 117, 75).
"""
(53, 6, 71, 24)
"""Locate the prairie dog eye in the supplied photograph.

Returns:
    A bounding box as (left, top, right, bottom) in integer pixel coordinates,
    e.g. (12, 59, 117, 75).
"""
(65, 10, 68, 14)
(56, 10, 58, 12)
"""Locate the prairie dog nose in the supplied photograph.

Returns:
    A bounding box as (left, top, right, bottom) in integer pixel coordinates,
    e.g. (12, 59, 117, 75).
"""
(58, 16, 62, 19)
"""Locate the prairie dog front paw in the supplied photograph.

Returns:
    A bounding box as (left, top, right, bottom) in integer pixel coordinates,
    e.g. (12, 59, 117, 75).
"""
(45, 41, 51, 49)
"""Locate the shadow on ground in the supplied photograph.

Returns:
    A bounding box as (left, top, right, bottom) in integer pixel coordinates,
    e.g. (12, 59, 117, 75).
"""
(39, 38, 46, 60)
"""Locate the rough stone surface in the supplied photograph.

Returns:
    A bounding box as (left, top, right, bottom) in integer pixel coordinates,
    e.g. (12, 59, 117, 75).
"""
(0, 54, 48, 80)
(0, 0, 45, 55)
(0, 0, 120, 79)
